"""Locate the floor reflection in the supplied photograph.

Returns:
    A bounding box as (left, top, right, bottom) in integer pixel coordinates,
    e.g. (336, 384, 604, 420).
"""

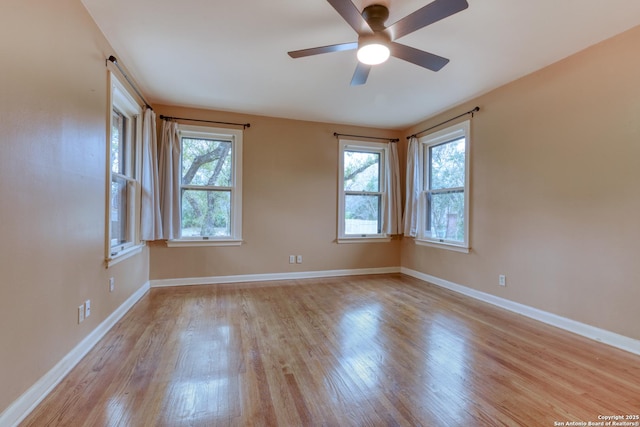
(161, 323, 234, 424)
(166, 376, 230, 423)
(423, 315, 472, 416)
(337, 303, 383, 392)
(106, 395, 132, 426)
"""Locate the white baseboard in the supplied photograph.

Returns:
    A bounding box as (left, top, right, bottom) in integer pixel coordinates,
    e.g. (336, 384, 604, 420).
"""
(401, 267, 640, 356)
(150, 266, 401, 288)
(0, 281, 150, 427)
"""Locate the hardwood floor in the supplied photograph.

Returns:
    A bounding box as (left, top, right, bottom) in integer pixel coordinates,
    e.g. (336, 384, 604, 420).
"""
(21, 274, 640, 426)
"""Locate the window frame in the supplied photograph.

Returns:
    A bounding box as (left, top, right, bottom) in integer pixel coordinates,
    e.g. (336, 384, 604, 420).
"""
(106, 72, 143, 266)
(337, 139, 391, 243)
(168, 124, 243, 247)
(417, 120, 471, 252)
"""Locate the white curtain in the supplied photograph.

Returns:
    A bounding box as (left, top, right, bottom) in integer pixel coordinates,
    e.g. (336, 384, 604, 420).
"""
(403, 136, 420, 237)
(140, 108, 162, 240)
(159, 120, 181, 239)
(383, 142, 402, 235)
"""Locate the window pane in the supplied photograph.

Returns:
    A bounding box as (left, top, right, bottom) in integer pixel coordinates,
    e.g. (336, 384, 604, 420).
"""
(429, 138, 465, 190)
(345, 194, 381, 235)
(110, 176, 128, 246)
(181, 189, 231, 237)
(426, 191, 465, 242)
(344, 151, 380, 192)
(111, 110, 126, 175)
(182, 138, 232, 187)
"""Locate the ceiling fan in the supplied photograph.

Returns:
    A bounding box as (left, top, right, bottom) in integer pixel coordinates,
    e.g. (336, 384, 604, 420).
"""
(288, 0, 469, 85)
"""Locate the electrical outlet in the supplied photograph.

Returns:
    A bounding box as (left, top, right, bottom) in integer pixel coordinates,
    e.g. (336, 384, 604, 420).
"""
(498, 275, 506, 287)
(109, 277, 115, 292)
(289, 255, 295, 264)
(296, 255, 303, 264)
(78, 304, 85, 323)
(85, 300, 91, 318)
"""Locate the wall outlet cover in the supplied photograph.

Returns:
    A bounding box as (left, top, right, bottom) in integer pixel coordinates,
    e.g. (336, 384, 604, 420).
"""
(499, 275, 506, 286)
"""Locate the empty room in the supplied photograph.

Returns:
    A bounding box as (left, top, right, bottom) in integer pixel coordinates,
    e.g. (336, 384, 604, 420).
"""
(1, 0, 640, 426)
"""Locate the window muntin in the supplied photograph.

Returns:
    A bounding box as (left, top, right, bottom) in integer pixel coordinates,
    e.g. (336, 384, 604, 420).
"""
(177, 126, 242, 242)
(108, 74, 142, 258)
(338, 141, 387, 240)
(418, 121, 470, 250)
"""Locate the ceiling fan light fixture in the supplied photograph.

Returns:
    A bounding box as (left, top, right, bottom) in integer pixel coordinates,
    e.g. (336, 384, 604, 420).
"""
(357, 43, 390, 65)
(357, 34, 390, 65)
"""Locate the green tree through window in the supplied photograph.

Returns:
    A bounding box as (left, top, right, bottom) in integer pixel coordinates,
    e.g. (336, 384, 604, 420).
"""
(427, 138, 466, 241)
(181, 137, 233, 237)
(338, 140, 388, 239)
(418, 119, 470, 250)
(344, 151, 381, 233)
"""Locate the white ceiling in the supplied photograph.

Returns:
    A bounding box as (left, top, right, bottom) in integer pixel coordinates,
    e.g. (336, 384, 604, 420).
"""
(82, 0, 640, 129)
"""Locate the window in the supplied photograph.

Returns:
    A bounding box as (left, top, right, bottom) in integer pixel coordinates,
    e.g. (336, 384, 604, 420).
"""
(418, 120, 470, 251)
(338, 140, 390, 242)
(176, 125, 242, 244)
(107, 74, 142, 261)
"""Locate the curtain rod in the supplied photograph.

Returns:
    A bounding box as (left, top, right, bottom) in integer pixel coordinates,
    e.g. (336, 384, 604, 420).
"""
(160, 115, 250, 129)
(334, 132, 399, 143)
(407, 106, 480, 140)
(107, 56, 152, 110)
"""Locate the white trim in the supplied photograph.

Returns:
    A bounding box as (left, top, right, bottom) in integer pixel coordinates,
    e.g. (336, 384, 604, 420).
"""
(150, 267, 400, 288)
(337, 237, 392, 244)
(401, 267, 640, 356)
(414, 238, 470, 253)
(105, 244, 144, 267)
(0, 282, 150, 427)
(166, 239, 243, 247)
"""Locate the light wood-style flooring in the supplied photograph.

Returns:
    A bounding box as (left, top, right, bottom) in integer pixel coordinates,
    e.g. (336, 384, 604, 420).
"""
(22, 274, 640, 426)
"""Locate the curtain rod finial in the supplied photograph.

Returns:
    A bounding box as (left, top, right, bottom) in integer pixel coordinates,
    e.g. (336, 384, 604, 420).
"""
(108, 55, 117, 63)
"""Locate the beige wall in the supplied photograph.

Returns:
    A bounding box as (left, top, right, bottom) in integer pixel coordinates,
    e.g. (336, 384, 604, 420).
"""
(0, 0, 149, 414)
(401, 25, 640, 340)
(150, 105, 402, 280)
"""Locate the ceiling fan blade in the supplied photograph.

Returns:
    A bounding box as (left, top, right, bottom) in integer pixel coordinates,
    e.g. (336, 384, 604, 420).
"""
(288, 42, 358, 58)
(350, 62, 372, 86)
(390, 42, 449, 71)
(387, 0, 468, 40)
(326, 0, 371, 33)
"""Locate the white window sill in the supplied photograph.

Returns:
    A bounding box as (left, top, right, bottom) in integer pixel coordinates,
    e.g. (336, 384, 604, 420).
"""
(106, 244, 144, 268)
(415, 238, 470, 253)
(337, 236, 391, 244)
(167, 239, 243, 248)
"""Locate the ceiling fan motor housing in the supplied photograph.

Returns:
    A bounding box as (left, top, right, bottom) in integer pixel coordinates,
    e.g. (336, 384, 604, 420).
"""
(362, 4, 389, 31)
